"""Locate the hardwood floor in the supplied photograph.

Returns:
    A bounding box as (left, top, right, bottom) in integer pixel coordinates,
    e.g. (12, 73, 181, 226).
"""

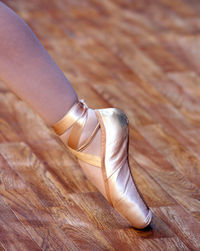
(0, 0, 200, 250)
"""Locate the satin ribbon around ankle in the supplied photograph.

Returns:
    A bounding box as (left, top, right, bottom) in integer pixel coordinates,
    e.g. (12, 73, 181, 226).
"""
(51, 99, 101, 167)
(52, 99, 87, 136)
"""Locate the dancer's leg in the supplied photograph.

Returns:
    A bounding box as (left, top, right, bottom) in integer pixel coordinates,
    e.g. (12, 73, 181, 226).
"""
(0, 2, 105, 195)
(0, 2, 79, 126)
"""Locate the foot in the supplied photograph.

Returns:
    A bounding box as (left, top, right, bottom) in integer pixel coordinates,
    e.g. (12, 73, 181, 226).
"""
(52, 100, 152, 228)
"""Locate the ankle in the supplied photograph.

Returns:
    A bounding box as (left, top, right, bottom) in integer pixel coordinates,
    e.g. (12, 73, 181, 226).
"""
(79, 108, 99, 147)
(59, 108, 99, 149)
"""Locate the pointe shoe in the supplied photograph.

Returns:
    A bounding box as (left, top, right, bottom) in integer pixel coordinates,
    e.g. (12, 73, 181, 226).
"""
(52, 99, 152, 229)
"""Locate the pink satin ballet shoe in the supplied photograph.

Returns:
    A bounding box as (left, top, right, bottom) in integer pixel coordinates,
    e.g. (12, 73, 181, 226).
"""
(52, 99, 152, 229)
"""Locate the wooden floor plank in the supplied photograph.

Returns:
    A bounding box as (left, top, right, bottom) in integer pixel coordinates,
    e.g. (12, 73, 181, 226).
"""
(0, 196, 41, 251)
(0, 154, 79, 250)
(138, 237, 189, 251)
(132, 128, 200, 220)
(153, 205, 200, 250)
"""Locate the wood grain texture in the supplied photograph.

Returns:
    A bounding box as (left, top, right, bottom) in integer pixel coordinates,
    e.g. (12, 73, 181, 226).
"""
(0, 0, 200, 250)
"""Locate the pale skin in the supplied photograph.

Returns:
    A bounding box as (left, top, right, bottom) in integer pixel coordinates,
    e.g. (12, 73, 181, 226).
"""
(0, 2, 108, 198)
